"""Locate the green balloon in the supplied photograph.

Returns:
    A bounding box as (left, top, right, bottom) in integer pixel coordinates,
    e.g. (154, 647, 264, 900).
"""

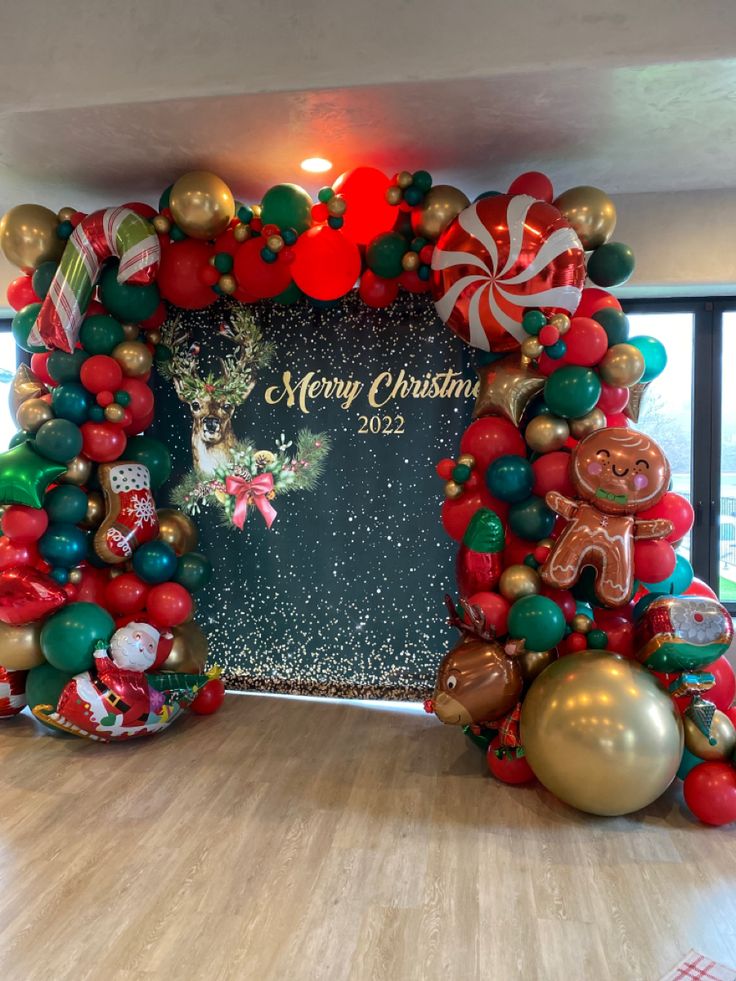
(508, 594, 566, 651)
(486, 456, 534, 503)
(26, 663, 75, 711)
(260, 183, 313, 235)
(0, 442, 65, 507)
(273, 281, 302, 305)
(586, 242, 636, 288)
(31, 260, 58, 300)
(51, 382, 92, 424)
(592, 307, 629, 346)
(79, 314, 124, 355)
(508, 495, 555, 541)
(40, 602, 115, 674)
(99, 261, 160, 323)
(159, 184, 173, 211)
(35, 419, 83, 463)
(9, 431, 31, 448)
(132, 540, 178, 584)
(124, 436, 171, 490)
(544, 366, 601, 419)
(366, 232, 407, 279)
(12, 303, 46, 353)
(47, 348, 89, 383)
(174, 552, 213, 592)
(38, 523, 88, 568)
(629, 335, 667, 382)
(45, 484, 88, 524)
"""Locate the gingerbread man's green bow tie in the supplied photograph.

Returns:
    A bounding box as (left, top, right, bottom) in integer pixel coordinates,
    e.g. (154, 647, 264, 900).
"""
(595, 488, 628, 505)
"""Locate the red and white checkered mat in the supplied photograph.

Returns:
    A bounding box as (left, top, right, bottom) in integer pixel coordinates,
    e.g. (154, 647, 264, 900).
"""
(660, 950, 736, 980)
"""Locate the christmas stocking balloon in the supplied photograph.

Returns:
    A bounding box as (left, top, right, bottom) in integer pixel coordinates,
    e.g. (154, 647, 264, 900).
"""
(94, 462, 160, 563)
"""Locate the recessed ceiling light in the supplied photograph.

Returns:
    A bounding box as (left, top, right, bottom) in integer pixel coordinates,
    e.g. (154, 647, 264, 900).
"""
(300, 157, 333, 174)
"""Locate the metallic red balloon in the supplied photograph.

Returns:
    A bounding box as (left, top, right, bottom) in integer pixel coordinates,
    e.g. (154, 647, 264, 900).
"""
(431, 194, 585, 352)
(0, 667, 28, 717)
(0, 567, 67, 625)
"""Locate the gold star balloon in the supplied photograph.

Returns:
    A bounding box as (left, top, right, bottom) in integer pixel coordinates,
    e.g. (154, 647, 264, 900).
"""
(9, 364, 48, 423)
(473, 353, 546, 426)
(624, 381, 651, 423)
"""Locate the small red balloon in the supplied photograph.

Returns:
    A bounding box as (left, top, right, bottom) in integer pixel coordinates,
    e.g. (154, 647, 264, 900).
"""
(190, 678, 225, 715)
(540, 585, 576, 622)
(639, 492, 694, 544)
(466, 592, 510, 636)
(684, 762, 736, 826)
(598, 615, 635, 658)
(633, 539, 676, 583)
(605, 412, 630, 429)
(291, 226, 361, 301)
(146, 582, 193, 627)
(399, 269, 431, 294)
(122, 202, 157, 219)
(6, 274, 39, 311)
(574, 287, 622, 319)
(157, 240, 218, 310)
(74, 565, 110, 606)
(507, 171, 553, 203)
(2, 505, 49, 543)
(138, 302, 167, 331)
(105, 572, 149, 615)
(233, 238, 293, 299)
(487, 736, 536, 783)
(531, 451, 574, 499)
(459, 417, 526, 473)
(503, 531, 533, 568)
(117, 377, 154, 423)
(81, 421, 127, 463)
(441, 488, 497, 542)
(597, 382, 629, 414)
(684, 577, 718, 599)
(0, 538, 38, 570)
(30, 352, 55, 387)
(80, 355, 123, 394)
(359, 270, 399, 308)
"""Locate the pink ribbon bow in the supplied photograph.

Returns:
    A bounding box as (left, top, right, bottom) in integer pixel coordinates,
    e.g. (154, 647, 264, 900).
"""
(225, 473, 277, 530)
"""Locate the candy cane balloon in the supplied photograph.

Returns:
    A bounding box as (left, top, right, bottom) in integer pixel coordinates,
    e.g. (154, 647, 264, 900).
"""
(431, 194, 586, 353)
(31, 207, 160, 352)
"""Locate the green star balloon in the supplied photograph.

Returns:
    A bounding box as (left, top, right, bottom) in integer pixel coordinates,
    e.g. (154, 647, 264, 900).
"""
(0, 442, 67, 508)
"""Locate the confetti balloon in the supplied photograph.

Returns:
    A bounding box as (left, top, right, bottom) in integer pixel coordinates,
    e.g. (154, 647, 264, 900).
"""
(431, 194, 585, 352)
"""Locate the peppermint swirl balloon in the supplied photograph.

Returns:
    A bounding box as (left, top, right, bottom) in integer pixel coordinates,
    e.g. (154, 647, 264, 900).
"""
(431, 194, 586, 352)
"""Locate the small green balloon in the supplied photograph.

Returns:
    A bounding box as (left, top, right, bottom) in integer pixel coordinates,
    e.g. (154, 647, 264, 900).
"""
(629, 335, 667, 382)
(99, 261, 160, 323)
(544, 366, 601, 419)
(487, 455, 534, 503)
(522, 310, 547, 336)
(508, 594, 566, 651)
(44, 484, 88, 524)
(38, 523, 88, 568)
(79, 314, 125, 355)
(508, 495, 555, 541)
(260, 183, 313, 235)
(174, 552, 213, 592)
(132, 540, 178, 584)
(587, 629, 608, 650)
(34, 419, 83, 463)
(586, 242, 636, 288)
(592, 307, 629, 346)
(273, 281, 302, 305)
(47, 348, 89, 383)
(40, 602, 115, 674)
(26, 663, 75, 712)
(0, 442, 65, 508)
(51, 382, 92, 424)
(12, 303, 46, 353)
(412, 170, 433, 193)
(677, 747, 702, 780)
(32, 260, 58, 300)
(124, 435, 172, 490)
(366, 232, 407, 279)
(158, 185, 173, 211)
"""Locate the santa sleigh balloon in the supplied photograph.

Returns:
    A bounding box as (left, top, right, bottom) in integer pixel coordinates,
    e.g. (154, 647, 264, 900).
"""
(32, 622, 213, 742)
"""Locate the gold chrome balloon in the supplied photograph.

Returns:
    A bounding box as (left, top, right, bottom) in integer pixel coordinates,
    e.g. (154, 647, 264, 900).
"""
(160, 621, 209, 673)
(402, 251, 420, 272)
(218, 274, 237, 294)
(152, 215, 171, 235)
(519, 648, 555, 683)
(552, 186, 617, 251)
(684, 710, 736, 761)
(456, 454, 475, 469)
(385, 186, 402, 206)
(0, 203, 64, 271)
(233, 223, 250, 242)
(521, 336, 544, 359)
(569, 407, 606, 439)
(57, 207, 76, 222)
(444, 480, 462, 500)
(499, 564, 541, 601)
(157, 508, 198, 555)
(80, 490, 104, 529)
(521, 651, 683, 816)
(104, 404, 125, 423)
(571, 613, 593, 634)
(59, 454, 92, 486)
(411, 184, 470, 242)
(396, 171, 413, 189)
(112, 340, 152, 377)
(0, 620, 44, 671)
(548, 313, 571, 335)
(121, 323, 141, 341)
(9, 365, 48, 423)
(16, 398, 53, 433)
(525, 414, 570, 453)
(169, 171, 235, 240)
(599, 343, 646, 387)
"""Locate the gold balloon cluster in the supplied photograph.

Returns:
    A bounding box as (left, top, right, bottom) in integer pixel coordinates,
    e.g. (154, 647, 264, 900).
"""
(168, 171, 235, 240)
(157, 508, 198, 555)
(0, 203, 65, 272)
(553, 185, 617, 251)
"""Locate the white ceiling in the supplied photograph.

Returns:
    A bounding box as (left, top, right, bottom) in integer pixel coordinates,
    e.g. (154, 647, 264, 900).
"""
(1, 0, 736, 212)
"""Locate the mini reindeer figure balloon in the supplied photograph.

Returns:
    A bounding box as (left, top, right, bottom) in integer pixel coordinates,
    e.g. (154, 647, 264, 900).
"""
(540, 428, 673, 607)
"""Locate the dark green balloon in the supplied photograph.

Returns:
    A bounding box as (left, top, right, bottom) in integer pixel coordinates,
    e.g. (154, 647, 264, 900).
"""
(124, 436, 171, 490)
(44, 484, 88, 524)
(158, 184, 173, 211)
(26, 663, 75, 711)
(273, 281, 302, 305)
(132, 540, 178, 584)
(0, 442, 65, 507)
(79, 314, 124, 355)
(586, 242, 636, 288)
(12, 303, 46, 353)
(508, 594, 566, 650)
(51, 382, 92, 424)
(592, 307, 629, 346)
(486, 455, 534, 503)
(38, 523, 88, 568)
(508, 495, 555, 541)
(47, 348, 89, 383)
(40, 602, 115, 674)
(366, 232, 407, 279)
(99, 261, 160, 323)
(174, 552, 213, 592)
(544, 366, 601, 419)
(9, 431, 31, 447)
(260, 183, 313, 234)
(31, 260, 58, 300)
(34, 419, 83, 463)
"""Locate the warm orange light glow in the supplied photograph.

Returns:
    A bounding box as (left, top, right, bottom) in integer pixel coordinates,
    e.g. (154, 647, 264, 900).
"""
(300, 157, 333, 174)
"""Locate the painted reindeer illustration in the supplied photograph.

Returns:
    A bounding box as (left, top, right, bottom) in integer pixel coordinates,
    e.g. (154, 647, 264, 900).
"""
(160, 307, 274, 474)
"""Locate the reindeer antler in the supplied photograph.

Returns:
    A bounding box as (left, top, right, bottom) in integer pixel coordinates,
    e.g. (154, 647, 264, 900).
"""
(158, 314, 207, 402)
(444, 594, 497, 641)
(216, 306, 274, 403)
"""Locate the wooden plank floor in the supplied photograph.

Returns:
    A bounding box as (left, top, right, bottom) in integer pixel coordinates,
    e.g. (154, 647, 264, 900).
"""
(0, 694, 735, 981)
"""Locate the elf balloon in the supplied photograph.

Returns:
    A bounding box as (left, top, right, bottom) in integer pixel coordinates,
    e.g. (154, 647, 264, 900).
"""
(540, 428, 673, 607)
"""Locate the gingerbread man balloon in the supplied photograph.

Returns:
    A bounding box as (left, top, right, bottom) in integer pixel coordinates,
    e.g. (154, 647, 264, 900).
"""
(540, 428, 673, 607)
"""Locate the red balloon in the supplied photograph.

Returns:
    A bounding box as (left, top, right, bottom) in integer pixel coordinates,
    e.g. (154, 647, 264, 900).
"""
(507, 171, 553, 203)
(574, 287, 622, 319)
(233, 238, 293, 299)
(466, 591, 510, 636)
(105, 572, 149, 615)
(74, 565, 110, 606)
(81, 421, 127, 463)
(146, 582, 193, 627)
(30, 353, 55, 387)
(122, 201, 157, 219)
(214, 227, 241, 256)
(595, 601, 635, 625)
(86, 299, 106, 317)
(638, 492, 694, 545)
(487, 735, 536, 783)
(684, 762, 736, 826)
(685, 577, 718, 599)
(597, 382, 629, 414)
(190, 678, 226, 715)
(124, 406, 154, 436)
(557, 317, 609, 367)
(331, 167, 396, 245)
(441, 488, 496, 541)
(503, 530, 533, 567)
(157, 240, 218, 310)
(359, 270, 399, 308)
(7, 274, 39, 311)
(605, 412, 630, 428)
(540, 585, 576, 622)
(598, 616, 635, 658)
(704, 656, 736, 712)
(1, 504, 48, 543)
(138, 301, 167, 331)
(531, 451, 574, 499)
(459, 417, 526, 473)
(0, 567, 67, 625)
(0, 538, 38, 570)
(399, 269, 431, 294)
(118, 377, 154, 423)
(291, 226, 361, 301)
(633, 539, 676, 583)
(80, 355, 123, 394)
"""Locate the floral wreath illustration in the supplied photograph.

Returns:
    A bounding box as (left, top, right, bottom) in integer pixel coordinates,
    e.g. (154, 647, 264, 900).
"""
(159, 306, 330, 531)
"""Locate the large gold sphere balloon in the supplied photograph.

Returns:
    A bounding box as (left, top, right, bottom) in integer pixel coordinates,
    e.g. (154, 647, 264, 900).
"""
(112, 340, 153, 377)
(552, 186, 617, 251)
(160, 621, 209, 673)
(0, 620, 44, 671)
(599, 343, 646, 387)
(9, 365, 48, 423)
(499, 564, 540, 601)
(169, 171, 235, 240)
(16, 398, 54, 433)
(521, 651, 683, 816)
(684, 710, 736, 761)
(411, 184, 470, 242)
(525, 414, 570, 453)
(0, 203, 64, 272)
(519, 648, 556, 683)
(59, 454, 92, 486)
(157, 508, 198, 555)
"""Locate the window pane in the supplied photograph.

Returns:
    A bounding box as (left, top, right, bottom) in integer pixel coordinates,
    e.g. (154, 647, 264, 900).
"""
(720, 313, 736, 603)
(626, 312, 694, 559)
(0, 333, 16, 450)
